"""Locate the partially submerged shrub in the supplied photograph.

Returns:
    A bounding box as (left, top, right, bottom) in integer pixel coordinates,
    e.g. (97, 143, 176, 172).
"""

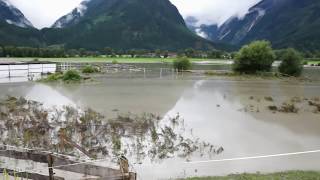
(173, 57, 191, 72)
(309, 101, 320, 112)
(62, 70, 81, 82)
(41, 72, 63, 82)
(233, 41, 275, 74)
(40, 70, 81, 82)
(278, 48, 303, 77)
(82, 65, 100, 73)
(268, 105, 278, 111)
(264, 96, 274, 102)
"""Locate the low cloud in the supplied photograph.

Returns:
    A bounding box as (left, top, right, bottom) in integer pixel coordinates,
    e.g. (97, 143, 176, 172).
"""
(9, 0, 83, 28)
(9, 0, 260, 28)
(170, 0, 261, 26)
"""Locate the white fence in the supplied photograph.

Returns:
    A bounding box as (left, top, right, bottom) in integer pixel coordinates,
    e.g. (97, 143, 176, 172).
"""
(0, 63, 57, 83)
(0, 63, 56, 78)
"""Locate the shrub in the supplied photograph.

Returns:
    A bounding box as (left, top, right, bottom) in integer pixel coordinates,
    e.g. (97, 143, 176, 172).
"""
(112, 60, 118, 64)
(63, 70, 81, 82)
(278, 48, 303, 77)
(233, 41, 275, 74)
(46, 72, 63, 81)
(82, 65, 99, 73)
(173, 57, 191, 72)
(39, 72, 63, 82)
(274, 49, 287, 60)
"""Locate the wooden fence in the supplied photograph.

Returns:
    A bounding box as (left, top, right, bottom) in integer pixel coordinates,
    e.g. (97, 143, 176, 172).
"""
(0, 148, 136, 180)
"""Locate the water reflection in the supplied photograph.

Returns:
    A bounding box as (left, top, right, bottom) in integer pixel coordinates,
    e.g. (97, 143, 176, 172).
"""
(25, 84, 77, 108)
(0, 78, 320, 179)
(136, 79, 320, 179)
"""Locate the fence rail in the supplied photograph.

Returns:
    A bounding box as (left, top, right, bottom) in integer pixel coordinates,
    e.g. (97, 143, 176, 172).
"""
(0, 63, 57, 78)
(0, 147, 136, 180)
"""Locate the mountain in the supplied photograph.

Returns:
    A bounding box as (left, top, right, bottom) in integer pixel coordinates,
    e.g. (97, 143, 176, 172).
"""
(44, 0, 215, 50)
(214, 0, 284, 45)
(0, 0, 43, 46)
(0, 0, 33, 28)
(190, 0, 320, 51)
(52, 0, 89, 28)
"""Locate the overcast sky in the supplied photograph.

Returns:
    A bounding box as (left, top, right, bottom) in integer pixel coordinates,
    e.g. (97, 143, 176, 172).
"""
(10, 0, 260, 29)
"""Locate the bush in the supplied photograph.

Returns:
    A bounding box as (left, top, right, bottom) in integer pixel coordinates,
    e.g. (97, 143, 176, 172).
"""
(40, 72, 63, 82)
(233, 41, 275, 74)
(82, 65, 99, 73)
(63, 70, 81, 82)
(173, 57, 191, 72)
(274, 49, 287, 60)
(278, 48, 303, 77)
(46, 72, 63, 81)
(112, 60, 118, 64)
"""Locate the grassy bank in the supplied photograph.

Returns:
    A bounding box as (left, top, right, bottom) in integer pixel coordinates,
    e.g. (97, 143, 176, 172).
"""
(305, 58, 320, 65)
(0, 57, 229, 64)
(184, 171, 320, 180)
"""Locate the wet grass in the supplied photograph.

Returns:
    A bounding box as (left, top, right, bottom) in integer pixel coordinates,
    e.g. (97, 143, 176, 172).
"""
(182, 171, 320, 180)
(307, 59, 320, 66)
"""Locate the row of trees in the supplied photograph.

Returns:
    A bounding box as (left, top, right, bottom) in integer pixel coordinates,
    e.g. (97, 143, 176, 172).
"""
(173, 41, 304, 76)
(0, 45, 231, 59)
(233, 41, 303, 76)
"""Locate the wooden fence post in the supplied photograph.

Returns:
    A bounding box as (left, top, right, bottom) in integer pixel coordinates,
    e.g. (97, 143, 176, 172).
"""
(47, 154, 54, 180)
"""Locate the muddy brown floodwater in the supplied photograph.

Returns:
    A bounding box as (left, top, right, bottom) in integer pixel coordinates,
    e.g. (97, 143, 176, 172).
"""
(0, 66, 320, 179)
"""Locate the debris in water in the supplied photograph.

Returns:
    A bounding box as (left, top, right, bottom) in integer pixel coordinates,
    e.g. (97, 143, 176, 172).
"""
(279, 103, 299, 113)
(0, 96, 222, 164)
(264, 96, 274, 102)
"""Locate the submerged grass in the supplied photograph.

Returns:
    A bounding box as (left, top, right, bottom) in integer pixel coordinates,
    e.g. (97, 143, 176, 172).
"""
(242, 96, 320, 114)
(203, 71, 285, 80)
(183, 171, 320, 180)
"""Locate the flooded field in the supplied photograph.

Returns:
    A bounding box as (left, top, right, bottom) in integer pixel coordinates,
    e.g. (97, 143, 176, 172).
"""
(0, 64, 320, 179)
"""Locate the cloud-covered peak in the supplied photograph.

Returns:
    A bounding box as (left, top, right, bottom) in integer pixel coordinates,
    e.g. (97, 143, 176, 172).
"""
(170, 0, 261, 26)
(0, 0, 34, 28)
